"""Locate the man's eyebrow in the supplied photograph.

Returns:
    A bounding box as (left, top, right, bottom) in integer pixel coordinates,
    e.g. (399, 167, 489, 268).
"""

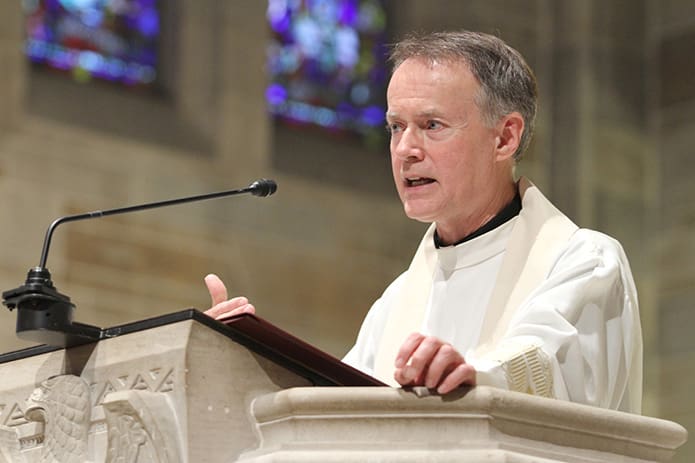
(385, 109, 443, 120)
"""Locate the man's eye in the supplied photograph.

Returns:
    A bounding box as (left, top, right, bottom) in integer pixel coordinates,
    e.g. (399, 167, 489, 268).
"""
(426, 120, 443, 130)
(386, 123, 402, 134)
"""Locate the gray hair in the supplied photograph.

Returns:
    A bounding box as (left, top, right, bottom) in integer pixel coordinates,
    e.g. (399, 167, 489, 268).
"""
(389, 31, 538, 160)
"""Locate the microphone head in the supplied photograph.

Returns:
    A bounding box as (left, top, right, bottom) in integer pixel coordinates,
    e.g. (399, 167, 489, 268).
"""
(249, 178, 278, 197)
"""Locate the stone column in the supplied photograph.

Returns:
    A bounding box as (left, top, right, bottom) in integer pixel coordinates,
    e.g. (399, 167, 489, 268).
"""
(0, 1, 25, 134)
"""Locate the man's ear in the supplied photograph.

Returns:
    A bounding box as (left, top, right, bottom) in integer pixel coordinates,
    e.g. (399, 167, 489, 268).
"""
(495, 112, 524, 161)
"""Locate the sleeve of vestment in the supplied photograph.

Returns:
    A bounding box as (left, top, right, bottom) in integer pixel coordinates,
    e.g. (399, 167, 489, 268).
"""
(471, 229, 642, 413)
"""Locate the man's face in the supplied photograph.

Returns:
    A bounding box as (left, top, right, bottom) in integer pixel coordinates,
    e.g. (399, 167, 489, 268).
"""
(386, 58, 507, 237)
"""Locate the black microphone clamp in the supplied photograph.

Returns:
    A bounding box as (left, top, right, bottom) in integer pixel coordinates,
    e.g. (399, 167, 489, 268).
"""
(2, 266, 101, 347)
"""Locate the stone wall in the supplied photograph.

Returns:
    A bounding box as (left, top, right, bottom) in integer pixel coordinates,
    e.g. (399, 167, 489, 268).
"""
(648, 0, 695, 460)
(0, 1, 692, 460)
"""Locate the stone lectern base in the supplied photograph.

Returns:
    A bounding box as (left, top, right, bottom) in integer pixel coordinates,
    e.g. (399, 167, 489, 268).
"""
(0, 311, 688, 462)
(0, 311, 313, 462)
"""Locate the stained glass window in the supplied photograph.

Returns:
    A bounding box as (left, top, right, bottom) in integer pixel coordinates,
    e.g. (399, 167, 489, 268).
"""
(266, 0, 388, 145)
(23, 0, 160, 87)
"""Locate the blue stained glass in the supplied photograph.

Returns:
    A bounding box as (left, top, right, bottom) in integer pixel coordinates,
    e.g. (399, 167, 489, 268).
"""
(137, 8, 159, 37)
(45, 0, 63, 12)
(338, 0, 358, 26)
(23, 0, 160, 88)
(80, 8, 103, 28)
(350, 82, 370, 105)
(266, 0, 387, 143)
(266, 83, 288, 105)
(361, 105, 384, 126)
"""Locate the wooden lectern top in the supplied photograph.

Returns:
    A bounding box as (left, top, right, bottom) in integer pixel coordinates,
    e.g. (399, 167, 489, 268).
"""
(218, 312, 385, 387)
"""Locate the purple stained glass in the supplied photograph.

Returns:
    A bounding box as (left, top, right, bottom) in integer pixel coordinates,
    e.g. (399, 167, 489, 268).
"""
(339, 0, 358, 26)
(266, 83, 288, 105)
(23, 0, 160, 87)
(137, 8, 160, 37)
(266, 0, 388, 143)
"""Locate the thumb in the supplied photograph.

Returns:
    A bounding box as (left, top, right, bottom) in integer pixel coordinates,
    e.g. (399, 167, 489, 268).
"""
(204, 274, 228, 307)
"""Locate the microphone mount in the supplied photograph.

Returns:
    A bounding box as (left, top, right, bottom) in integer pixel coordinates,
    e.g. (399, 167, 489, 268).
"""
(2, 179, 277, 348)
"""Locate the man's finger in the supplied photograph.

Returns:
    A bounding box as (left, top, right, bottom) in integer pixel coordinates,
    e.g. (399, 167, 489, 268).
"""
(204, 296, 249, 318)
(205, 274, 228, 307)
(214, 303, 256, 320)
(394, 332, 425, 368)
(407, 337, 446, 372)
(395, 336, 442, 385)
(424, 343, 463, 389)
(436, 363, 476, 394)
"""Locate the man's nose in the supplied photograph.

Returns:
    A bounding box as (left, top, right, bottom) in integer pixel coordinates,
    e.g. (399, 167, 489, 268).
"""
(392, 126, 425, 161)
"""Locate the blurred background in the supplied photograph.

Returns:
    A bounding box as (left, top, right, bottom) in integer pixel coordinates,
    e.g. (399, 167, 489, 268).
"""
(0, 1, 692, 459)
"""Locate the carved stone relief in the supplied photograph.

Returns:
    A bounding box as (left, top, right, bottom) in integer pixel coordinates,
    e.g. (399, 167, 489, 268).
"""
(24, 375, 91, 463)
(0, 372, 182, 463)
(103, 390, 183, 463)
(0, 425, 25, 463)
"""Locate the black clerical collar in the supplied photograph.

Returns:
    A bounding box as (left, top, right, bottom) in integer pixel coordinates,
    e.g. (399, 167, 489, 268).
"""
(434, 188, 522, 248)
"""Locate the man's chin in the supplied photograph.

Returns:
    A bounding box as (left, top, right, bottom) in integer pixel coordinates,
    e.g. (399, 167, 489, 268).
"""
(403, 205, 438, 224)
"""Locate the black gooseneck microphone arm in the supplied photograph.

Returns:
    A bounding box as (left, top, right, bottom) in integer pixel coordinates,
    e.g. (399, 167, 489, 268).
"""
(38, 178, 276, 268)
(2, 178, 277, 348)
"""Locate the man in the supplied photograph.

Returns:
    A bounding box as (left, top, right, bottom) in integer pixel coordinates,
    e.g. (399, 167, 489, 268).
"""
(205, 31, 642, 413)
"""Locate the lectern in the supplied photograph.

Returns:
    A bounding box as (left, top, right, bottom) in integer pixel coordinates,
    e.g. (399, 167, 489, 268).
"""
(0, 310, 687, 462)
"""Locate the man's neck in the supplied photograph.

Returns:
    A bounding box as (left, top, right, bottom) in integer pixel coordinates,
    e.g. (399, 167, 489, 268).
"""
(435, 183, 521, 247)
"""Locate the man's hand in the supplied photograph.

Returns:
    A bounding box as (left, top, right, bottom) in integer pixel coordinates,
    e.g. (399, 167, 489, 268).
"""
(394, 333, 476, 394)
(203, 274, 255, 320)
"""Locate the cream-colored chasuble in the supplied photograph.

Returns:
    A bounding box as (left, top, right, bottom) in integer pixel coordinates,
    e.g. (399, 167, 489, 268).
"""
(343, 179, 643, 413)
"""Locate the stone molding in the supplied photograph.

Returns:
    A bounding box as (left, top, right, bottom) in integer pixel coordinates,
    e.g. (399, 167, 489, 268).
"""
(242, 386, 688, 462)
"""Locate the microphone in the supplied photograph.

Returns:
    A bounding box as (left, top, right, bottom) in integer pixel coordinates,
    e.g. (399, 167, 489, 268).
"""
(249, 178, 277, 197)
(2, 178, 278, 348)
(37, 178, 277, 268)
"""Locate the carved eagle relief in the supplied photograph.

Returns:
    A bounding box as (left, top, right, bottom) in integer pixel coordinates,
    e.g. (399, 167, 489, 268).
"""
(0, 375, 182, 463)
(25, 375, 92, 463)
(0, 425, 25, 463)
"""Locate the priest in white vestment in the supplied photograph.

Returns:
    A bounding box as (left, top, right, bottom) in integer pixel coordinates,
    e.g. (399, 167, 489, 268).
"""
(204, 30, 642, 414)
(341, 178, 642, 413)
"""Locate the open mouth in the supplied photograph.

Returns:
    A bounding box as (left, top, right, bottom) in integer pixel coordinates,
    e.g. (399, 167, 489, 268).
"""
(406, 177, 436, 187)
